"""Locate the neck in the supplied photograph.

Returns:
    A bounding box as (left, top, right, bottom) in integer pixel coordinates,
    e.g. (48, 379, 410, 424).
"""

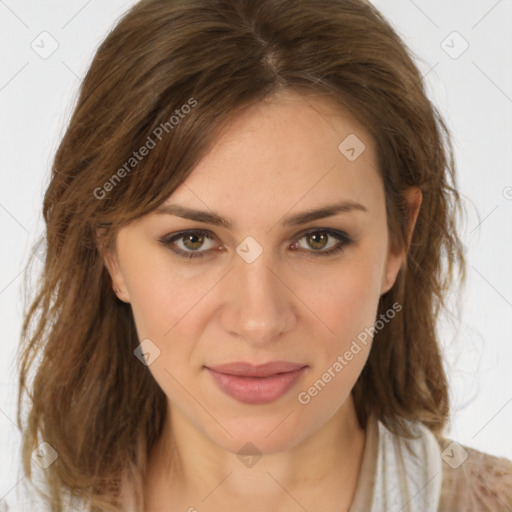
(144, 395, 366, 512)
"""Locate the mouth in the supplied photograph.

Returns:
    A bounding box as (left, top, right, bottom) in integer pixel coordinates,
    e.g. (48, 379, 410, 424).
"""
(205, 361, 308, 405)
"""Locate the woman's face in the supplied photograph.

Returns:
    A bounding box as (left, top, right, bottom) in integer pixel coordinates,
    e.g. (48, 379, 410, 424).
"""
(104, 90, 417, 455)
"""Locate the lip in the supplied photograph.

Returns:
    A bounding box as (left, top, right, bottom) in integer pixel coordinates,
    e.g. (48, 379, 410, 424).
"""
(208, 361, 306, 377)
(205, 361, 308, 404)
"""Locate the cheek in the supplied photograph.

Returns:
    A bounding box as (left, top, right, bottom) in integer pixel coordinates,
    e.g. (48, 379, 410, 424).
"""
(122, 256, 170, 338)
(121, 246, 229, 397)
(295, 256, 383, 415)
(122, 251, 207, 399)
(310, 247, 385, 347)
(121, 241, 206, 339)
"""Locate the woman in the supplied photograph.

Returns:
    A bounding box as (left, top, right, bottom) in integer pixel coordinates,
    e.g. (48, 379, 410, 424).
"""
(16, 0, 512, 510)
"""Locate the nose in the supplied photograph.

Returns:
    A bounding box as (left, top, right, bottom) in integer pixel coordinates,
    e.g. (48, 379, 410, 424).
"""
(219, 250, 296, 345)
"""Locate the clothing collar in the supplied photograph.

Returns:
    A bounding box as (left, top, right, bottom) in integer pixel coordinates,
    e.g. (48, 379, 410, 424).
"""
(349, 415, 443, 512)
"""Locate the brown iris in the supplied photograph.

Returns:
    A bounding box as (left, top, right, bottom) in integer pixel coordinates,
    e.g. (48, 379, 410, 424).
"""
(182, 232, 205, 251)
(306, 232, 329, 251)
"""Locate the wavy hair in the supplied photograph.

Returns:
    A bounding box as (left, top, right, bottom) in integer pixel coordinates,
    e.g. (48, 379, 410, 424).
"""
(17, 0, 466, 509)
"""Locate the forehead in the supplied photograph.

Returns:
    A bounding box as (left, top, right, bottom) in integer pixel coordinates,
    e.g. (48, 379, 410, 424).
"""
(163, 89, 383, 220)
(200, 89, 374, 164)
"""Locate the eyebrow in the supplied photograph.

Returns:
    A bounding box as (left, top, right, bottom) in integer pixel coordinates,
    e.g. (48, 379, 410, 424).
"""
(154, 200, 368, 229)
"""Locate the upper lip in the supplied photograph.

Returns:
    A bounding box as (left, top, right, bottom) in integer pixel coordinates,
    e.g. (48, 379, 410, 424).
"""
(206, 361, 307, 377)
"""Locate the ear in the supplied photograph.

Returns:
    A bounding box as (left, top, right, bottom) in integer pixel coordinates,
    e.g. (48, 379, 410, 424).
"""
(96, 227, 130, 303)
(380, 186, 422, 295)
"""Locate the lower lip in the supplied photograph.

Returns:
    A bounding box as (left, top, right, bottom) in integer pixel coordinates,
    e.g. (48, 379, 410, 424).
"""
(206, 367, 307, 405)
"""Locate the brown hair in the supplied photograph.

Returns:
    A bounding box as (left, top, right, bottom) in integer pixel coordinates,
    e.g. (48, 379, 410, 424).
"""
(17, 0, 466, 510)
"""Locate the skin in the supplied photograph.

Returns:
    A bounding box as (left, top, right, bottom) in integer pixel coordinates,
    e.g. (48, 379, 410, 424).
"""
(103, 89, 422, 512)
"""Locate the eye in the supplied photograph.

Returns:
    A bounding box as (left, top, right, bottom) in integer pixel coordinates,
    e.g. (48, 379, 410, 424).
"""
(291, 229, 352, 258)
(158, 228, 352, 260)
(158, 230, 218, 259)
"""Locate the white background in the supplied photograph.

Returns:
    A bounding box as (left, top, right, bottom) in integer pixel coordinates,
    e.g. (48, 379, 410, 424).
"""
(1, 0, 511, 506)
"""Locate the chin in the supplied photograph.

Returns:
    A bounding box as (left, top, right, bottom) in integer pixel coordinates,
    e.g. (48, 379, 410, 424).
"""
(201, 412, 313, 457)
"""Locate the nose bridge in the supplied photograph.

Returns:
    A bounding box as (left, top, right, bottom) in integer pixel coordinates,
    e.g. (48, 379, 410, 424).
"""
(221, 244, 295, 343)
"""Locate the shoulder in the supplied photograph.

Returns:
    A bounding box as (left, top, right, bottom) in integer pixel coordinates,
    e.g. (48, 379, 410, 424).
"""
(438, 438, 512, 511)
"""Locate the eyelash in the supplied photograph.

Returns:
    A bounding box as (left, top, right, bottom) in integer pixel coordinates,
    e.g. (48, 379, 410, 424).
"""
(158, 229, 352, 260)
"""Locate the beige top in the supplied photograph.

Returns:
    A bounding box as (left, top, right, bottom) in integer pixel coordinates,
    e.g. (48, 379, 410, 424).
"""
(349, 415, 512, 511)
